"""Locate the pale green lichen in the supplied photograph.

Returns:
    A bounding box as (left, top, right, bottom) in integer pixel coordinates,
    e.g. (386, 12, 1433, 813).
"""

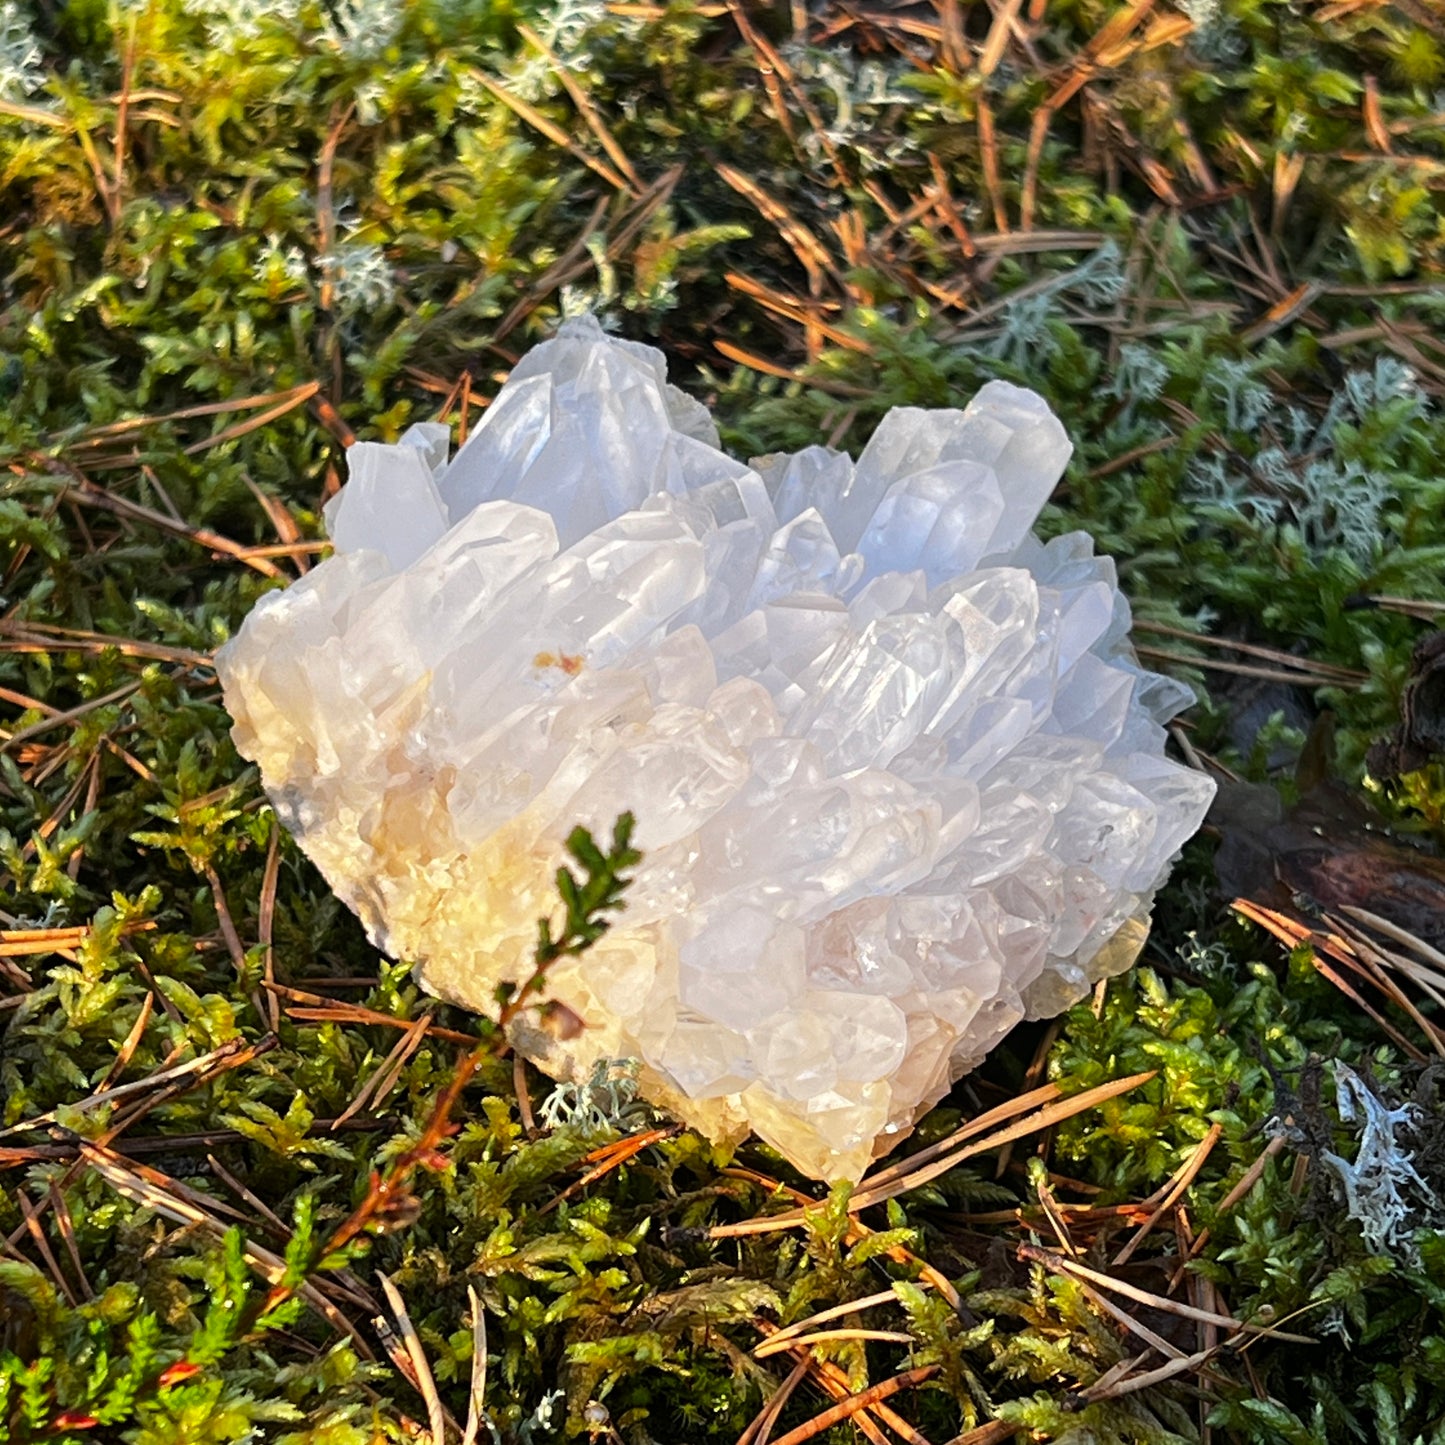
(1322, 1064, 1439, 1267)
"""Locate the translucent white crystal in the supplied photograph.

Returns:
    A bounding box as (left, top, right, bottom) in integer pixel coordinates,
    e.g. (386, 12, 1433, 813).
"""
(217, 316, 1215, 1182)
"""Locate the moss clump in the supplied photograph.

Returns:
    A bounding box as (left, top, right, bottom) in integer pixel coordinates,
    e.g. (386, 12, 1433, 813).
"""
(2, 0, 1445, 1439)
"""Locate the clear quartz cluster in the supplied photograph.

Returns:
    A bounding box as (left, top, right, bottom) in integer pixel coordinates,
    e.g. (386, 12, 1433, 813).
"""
(218, 317, 1215, 1181)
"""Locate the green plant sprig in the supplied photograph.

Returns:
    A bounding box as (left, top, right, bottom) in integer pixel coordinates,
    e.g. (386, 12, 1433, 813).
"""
(493, 811, 642, 1041)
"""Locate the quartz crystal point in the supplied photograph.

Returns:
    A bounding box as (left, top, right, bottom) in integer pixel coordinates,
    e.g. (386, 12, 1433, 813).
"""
(217, 317, 1215, 1181)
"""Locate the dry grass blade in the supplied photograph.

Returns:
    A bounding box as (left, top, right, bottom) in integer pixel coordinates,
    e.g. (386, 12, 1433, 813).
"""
(1019, 0, 1167, 228)
(99, 1034, 280, 1141)
(1020, 104, 1061, 234)
(16, 1185, 77, 1305)
(46, 1180, 93, 1301)
(0, 618, 214, 669)
(1131, 620, 1368, 681)
(1304, 946, 1425, 1058)
(67, 383, 321, 446)
(516, 23, 642, 194)
(1341, 905, 1445, 975)
(1356, 594, 1445, 621)
(470, 69, 632, 193)
(535, 1124, 679, 1217)
(332, 1010, 435, 1130)
(96, 992, 154, 1092)
(379, 1274, 450, 1445)
(927, 152, 977, 256)
(64, 747, 104, 881)
(733, 0, 851, 187)
(268, 981, 480, 1045)
(258, 823, 282, 1030)
(0, 1033, 262, 1140)
(711, 1072, 1154, 1237)
(1269, 151, 1306, 240)
(80, 1142, 377, 1359)
(1, 679, 142, 751)
(108, 18, 137, 223)
(737, 1356, 810, 1445)
(1074, 1277, 1184, 1359)
(992, 1018, 1059, 1183)
(850, 1070, 1157, 1209)
(1079, 1349, 1150, 1400)
(731, 0, 802, 157)
(972, 229, 1107, 255)
(1170, 1134, 1290, 1286)
(463, 1283, 488, 1445)
(1239, 280, 1326, 345)
(1077, 1342, 1222, 1403)
(230, 541, 328, 563)
(761, 1283, 929, 1354)
(310, 393, 356, 448)
(713, 340, 871, 396)
(1112, 1122, 1224, 1266)
(751, 1329, 920, 1445)
(180, 384, 320, 455)
(976, 97, 1009, 232)
(956, 1199, 1147, 1226)
(208, 1152, 288, 1234)
(0, 1116, 390, 1169)
(757, 1328, 913, 1358)
(719, 1164, 962, 1310)
(723, 272, 870, 353)
(936, 0, 968, 70)
(945, 1423, 1020, 1445)
(1325, 912, 1445, 1055)
(768, 1366, 939, 1445)
(944, 250, 1103, 339)
(242, 475, 312, 577)
(0, 97, 68, 127)
(1233, 899, 1432, 1061)
(7, 748, 99, 871)
(206, 864, 250, 979)
(493, 167, 681, 344)
(490, 194, 612, 346)
(63, 476, 285, 578)
(1034, 1165, 1081, 1257)
(0, 919, 156, 959)
(980, 0, 1025, 75)
(315, 104, 351, 333)
(716, 165, 842, 288)
(1018, 1244, 1314, 1343)
(0, 683, 57, 717)
(1134, 645, 1362, 689)
(1087, 0, 1158, 58)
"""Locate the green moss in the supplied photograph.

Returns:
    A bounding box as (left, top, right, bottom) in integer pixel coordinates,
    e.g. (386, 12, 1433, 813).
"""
(3, 0, 1445, 1438)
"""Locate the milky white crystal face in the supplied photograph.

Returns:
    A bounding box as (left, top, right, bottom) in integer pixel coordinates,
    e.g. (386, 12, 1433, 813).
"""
(217, 316, 1215, 1181)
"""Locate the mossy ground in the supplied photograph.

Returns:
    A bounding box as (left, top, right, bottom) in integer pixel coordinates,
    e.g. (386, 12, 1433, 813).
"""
(2, 0, 1445, 1441)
